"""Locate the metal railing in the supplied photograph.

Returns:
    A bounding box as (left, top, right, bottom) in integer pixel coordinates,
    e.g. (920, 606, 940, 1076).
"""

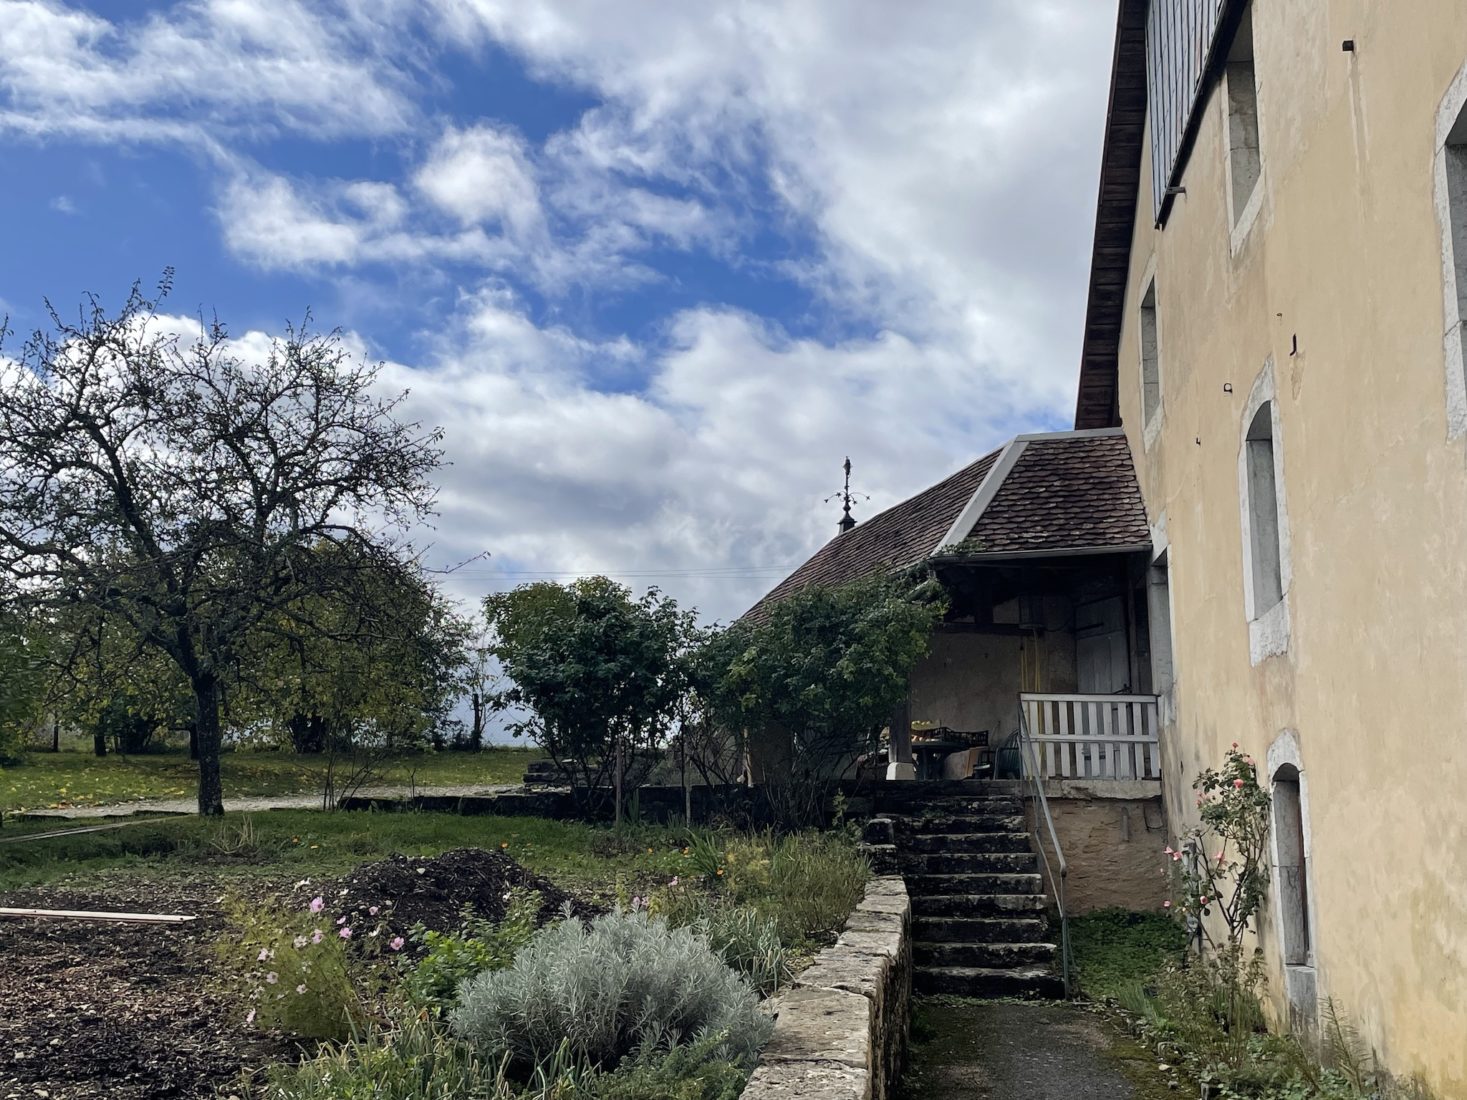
(1018, 711, 1072, 997)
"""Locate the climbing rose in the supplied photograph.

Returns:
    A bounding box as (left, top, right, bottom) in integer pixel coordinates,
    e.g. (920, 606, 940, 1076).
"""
(309, 896, 324, 914)
(1163, 900, 1172, 909)
(1233, 778, 1245, 788)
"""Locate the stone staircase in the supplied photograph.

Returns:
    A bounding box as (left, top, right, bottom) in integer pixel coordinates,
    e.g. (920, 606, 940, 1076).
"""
(870, 781, 1065, 999)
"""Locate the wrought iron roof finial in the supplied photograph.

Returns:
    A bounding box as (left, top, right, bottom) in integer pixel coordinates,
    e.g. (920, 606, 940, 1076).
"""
(825, 456, 868, 534)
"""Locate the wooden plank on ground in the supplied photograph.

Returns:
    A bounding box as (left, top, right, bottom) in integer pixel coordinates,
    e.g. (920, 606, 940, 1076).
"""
(0, 907, 197, 924)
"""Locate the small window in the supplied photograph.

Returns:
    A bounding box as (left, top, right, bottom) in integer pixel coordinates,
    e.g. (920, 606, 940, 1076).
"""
(1140, 280, 1162, 429)
(1271, 764, 1310, 967)
(1245, 402, 1283, 612)
(1224, 6, 1262, 227)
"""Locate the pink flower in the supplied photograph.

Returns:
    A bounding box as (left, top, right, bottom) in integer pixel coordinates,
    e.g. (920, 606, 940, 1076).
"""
(311, 930, 324, 945)
(1163, 845, 1175, 856)
(265, 972, 278, 985)
(336, 915, 348, 926)
(339, 926, 353, 940)
(1233, 778, 1245, 789)
(1232, 741, 1239, 749)
(368, 906, 380, 916)
(389, 936, 405, 952)
(245, 1009, 256, 1026)
(309, 896, 325, 914)
(296, 984, 307, 995)
(257, 948, 272, 963)
(1244, 756, 1255, 766)
(1199, 895, 1209, 905)
(1216, 851, 1226, 863)
(1163, 900, 1172, 909)
(292, 936, 308, 949)
(669, 876, 679, 888)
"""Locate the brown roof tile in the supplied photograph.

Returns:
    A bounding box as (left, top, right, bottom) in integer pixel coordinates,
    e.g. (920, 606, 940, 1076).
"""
(741, 446, 1003, 621)
(743, 430, 1150, 620)
(963, 433, 1149, 554)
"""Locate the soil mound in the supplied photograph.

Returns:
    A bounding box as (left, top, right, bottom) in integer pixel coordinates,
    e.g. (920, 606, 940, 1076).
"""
(315, 847, 598, 939)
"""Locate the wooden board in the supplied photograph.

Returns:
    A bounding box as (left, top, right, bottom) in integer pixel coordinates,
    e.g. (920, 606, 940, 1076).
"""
(0, 907, 197, 924)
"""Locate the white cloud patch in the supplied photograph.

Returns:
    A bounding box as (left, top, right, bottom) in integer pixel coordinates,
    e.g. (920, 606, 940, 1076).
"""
(415, 125, 544, 236)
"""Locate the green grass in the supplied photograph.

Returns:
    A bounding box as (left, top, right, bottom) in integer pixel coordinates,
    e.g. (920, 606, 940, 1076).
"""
(0, 747, 544, 813)
(1068, 908, 1189, 1002)
(0, 808, 691, 895)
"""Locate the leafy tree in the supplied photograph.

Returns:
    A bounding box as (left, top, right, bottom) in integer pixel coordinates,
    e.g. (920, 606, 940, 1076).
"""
(0, 612, 44, 763)
(236, 552, 472, 756)
(485, 577, 697, 822)
(0, 281, 443, 813)
(713, 573, 945, 826)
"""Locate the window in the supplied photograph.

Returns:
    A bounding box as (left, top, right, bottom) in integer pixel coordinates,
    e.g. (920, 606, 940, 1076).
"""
(1140, 279, 1162, 431)
(1238, 362, 1290, 663)
(1435, 61, 1467, 436)
(1244, 403, 1283, 612)
(1271, 764, 1311, 967)
(1224, 6, 1262, 229)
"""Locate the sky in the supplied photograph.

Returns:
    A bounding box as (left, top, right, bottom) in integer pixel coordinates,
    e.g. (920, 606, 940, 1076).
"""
(0, 0, 1117, 626)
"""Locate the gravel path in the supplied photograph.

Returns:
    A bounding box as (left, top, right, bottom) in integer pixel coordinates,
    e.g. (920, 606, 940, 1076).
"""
(17, 784, 523, 819)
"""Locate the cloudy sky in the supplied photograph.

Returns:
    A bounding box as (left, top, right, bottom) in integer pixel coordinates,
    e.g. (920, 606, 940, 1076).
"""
(0, 0, 1116, 623)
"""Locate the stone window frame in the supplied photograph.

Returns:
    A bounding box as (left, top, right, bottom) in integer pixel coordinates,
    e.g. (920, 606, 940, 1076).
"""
(1433, 57, 1467, 438)
(1265, 730, 1320, 1037)
(1237, 359, 1291, 665)
(1223, 3, 1266, 255)
(1137, 255, 1164, 449)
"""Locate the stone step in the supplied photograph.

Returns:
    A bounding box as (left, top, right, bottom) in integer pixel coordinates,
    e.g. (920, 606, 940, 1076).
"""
(911, 893, 1049, 917)
(899, 851, 1039, 875)
(896, 813, 1028, 835)
(915, 940, 1057, 969)
(900, 831, 1031, 853)
(913, 916, 1050, 943)
(904, 872, 1044, 896)
(915, 965, 1066, 999)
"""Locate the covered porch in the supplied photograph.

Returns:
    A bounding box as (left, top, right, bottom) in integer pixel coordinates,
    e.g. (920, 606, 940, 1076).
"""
(884, 548, 1163, 786)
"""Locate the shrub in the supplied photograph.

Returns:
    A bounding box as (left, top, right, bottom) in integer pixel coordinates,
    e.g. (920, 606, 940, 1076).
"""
(593, 1034, 750, 1100)
(223, 893, 407, 1040)
(243, 1009, 584, 1100)
(450, 910, 773, 1074)
(403, 890, 541, 1013)
(692, 905, 791, 997)
(747, 830, 869, 944)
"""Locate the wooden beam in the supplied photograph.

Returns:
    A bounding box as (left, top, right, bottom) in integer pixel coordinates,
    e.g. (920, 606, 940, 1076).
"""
(0, 907, 197, 924)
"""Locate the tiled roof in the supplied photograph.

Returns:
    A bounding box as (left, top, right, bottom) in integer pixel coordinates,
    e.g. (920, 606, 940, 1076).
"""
(741, 447, 1003, 622)
(743, 429, 1150, 619)
(962, 432, 1149, 555)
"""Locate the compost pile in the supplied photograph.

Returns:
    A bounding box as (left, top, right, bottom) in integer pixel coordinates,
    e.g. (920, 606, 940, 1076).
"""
(312, 847, 598, 940)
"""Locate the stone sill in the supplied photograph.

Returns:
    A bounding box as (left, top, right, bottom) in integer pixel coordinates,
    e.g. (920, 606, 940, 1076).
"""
(1032, 778, 1162, 801)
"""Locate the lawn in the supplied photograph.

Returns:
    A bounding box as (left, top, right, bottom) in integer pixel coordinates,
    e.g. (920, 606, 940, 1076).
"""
(0, 809, 690, 896)
(0, 746, 544, 813)
(1067, 907, 1189, 1002)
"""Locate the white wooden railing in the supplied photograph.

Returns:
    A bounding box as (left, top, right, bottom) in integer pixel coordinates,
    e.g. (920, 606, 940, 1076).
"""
(1018, 693, 1162, 781)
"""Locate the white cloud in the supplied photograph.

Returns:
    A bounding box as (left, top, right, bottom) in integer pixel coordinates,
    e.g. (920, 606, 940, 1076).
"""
(415, 125, 544, 237)
(49, 194, 77, 214)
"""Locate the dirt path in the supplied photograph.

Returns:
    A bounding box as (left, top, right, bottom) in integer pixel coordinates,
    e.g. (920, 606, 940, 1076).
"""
(16, 783, 522, 820)
(899, 999, 1168, 1100)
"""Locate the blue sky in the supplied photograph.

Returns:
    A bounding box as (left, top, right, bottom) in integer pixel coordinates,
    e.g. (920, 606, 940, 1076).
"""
(0, 0, 1115, 623)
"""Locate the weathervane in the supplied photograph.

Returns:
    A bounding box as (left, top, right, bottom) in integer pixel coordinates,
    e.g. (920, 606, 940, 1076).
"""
(825, 456, 869, 534)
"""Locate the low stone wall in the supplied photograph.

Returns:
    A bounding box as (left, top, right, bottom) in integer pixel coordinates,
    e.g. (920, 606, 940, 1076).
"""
(1024, 780, 1169, 913)
(742, 877, 912, 1100)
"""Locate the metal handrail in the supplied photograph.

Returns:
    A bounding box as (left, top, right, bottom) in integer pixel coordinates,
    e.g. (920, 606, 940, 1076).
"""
(1019, 712, 1072, 997)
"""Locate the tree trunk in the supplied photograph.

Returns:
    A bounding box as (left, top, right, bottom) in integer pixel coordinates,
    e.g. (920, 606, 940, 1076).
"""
(614, 736, 624, 828)
(193, 677, 225, 815)
(93, 729, 107, 757)
(470, 692, 485, 751)
(51, 719, 60, 753)
(188, 723, 199, 760)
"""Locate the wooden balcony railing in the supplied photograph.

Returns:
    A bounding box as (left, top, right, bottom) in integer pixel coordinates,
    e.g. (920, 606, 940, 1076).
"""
(1018, 693, 1162, 781)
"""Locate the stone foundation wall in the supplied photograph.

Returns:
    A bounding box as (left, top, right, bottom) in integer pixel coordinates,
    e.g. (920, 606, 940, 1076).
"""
(1025, 782, 1169, 913)
(742, 877, 912, 1100)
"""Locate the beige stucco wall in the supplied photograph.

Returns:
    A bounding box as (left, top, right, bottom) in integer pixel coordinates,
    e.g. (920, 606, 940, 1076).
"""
(1112, 4, 1467, 1092)
(1026, 786, 1170, 914)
